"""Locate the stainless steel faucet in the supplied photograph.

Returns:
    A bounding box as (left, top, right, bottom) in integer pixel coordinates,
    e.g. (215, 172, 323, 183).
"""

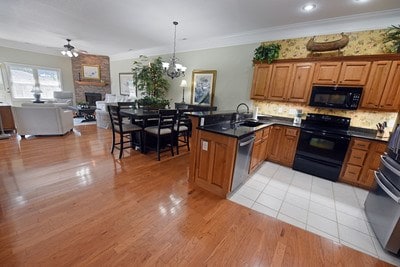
(236, 103, 249, 113)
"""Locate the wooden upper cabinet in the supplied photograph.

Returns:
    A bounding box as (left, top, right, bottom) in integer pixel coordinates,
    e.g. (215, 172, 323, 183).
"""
(313, 62, 341, 84)
(361, 60, 400, 111)
(250, 64, 273, 100)
(267, 63, 293, 101)
(380, 61, 400, 110)
(361, 61, 392, 109)
(287, 62, 315, 103)
(313, 61, 371, 85)
(338, 61, 371, 85)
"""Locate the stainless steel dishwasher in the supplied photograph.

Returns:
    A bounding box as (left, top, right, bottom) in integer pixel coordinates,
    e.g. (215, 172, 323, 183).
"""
(231, 134, 255, 192)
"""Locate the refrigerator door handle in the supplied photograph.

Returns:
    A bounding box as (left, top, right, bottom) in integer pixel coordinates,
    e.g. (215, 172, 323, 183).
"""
(374, 171, 400, 203)
(381, 155, 400, 176)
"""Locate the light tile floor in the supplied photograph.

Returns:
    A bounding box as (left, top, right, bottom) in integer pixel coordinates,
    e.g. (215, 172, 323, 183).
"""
(229, 161, 400, 266)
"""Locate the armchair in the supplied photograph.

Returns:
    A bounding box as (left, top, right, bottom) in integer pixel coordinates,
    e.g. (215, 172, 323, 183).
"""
(51, 91, 74, 109)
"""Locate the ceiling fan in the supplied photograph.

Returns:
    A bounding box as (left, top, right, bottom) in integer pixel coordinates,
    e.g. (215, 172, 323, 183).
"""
(60, 39, 87, 57)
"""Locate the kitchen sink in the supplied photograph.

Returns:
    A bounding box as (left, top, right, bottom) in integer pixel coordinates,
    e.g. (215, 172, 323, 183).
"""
(239, 120, 264, 127)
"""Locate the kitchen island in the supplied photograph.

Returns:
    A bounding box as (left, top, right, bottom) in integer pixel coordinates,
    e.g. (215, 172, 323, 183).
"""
(188, 111, 389, 198)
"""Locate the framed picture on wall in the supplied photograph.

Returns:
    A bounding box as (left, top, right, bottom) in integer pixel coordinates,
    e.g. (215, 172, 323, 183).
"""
(119, 73, 136, 96)
(82, 65, 100, 80)
(191, 70, 217, 106)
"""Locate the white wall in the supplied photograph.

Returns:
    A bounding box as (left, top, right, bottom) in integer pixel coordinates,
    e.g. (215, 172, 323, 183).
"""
(0, 46, 74, 106)
(110, 43, 258, 110)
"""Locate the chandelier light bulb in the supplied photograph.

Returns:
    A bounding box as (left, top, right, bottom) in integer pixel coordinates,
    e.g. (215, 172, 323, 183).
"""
(66, 50, 73, 57)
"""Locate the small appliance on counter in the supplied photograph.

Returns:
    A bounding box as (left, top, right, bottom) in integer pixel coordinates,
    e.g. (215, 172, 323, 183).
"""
(365, 125, 400, 255)
(293, 109, 302, 125)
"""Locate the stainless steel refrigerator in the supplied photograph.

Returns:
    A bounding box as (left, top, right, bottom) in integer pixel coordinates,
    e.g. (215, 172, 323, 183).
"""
(365, 125, 400, 255)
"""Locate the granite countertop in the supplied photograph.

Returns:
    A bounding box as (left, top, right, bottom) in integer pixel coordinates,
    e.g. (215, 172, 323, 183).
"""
(198, 114, 389, 142)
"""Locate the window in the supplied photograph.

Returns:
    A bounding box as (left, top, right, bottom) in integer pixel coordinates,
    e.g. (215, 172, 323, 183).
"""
(7, 63, 62, 99)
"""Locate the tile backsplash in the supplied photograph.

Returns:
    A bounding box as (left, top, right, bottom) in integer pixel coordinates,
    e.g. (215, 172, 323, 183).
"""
(254, 101, 398, 130)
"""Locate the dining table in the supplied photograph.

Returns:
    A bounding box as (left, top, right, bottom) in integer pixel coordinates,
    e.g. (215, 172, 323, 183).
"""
(119, 108, 193, 153)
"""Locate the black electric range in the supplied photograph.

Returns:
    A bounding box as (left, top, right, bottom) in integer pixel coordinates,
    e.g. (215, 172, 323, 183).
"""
(293, 113, 351, 181)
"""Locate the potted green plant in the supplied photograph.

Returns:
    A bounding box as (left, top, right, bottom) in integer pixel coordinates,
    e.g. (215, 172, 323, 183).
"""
(253, 43, 281, 63)
(132, 56, 170, 109)
(384, 25, 400, 53)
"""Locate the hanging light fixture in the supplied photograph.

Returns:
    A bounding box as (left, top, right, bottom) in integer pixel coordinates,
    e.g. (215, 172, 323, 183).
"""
(61, 39, 79, 57)
(162, 21, 187, 79)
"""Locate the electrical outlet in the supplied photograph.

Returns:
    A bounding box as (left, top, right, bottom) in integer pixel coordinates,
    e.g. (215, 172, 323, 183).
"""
(202, 140, 208, 151)
(289, 108, 296, 115)
(278, 107, 283, 113)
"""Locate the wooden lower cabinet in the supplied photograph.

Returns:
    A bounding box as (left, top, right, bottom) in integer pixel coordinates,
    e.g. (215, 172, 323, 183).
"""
(0, 105, 15, 131)
(267, 125, 299, 167)
(194, 130, 238, 197)
(340, 137, 387, 190)
(249, 127, 270, 174)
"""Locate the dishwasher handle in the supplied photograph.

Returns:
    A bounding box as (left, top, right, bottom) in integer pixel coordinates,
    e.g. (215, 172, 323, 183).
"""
(239, 136, 255, 147)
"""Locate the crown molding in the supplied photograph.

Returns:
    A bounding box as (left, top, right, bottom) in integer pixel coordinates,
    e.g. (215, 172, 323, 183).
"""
(111, 8, 400, 61)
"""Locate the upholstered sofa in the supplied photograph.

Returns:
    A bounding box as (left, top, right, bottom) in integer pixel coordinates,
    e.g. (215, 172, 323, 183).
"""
(95, 94, 131, 129)
(12, 104, 74, 137)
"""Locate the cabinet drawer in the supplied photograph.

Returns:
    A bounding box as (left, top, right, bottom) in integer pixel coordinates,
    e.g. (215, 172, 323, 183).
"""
(352, 139, 370, 150)
(343, 164, 362, 182)
(285, 128, 298, 137)
(347, 149, 368, 166)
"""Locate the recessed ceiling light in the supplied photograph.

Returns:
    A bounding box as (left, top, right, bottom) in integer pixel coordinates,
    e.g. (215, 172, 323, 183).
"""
(302, 3, 316, 12)
(354, 0, 369, 3)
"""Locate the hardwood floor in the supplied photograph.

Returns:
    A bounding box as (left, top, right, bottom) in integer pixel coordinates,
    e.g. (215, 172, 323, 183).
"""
(0, 125, 393, 266)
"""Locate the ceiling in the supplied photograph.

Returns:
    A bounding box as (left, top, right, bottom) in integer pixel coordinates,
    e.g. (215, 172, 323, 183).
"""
(0, 0, 399, 60)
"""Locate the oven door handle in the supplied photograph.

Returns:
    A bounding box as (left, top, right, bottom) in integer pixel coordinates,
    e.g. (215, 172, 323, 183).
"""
(302, 130, 350, 140)
(374, 171, 400, 203)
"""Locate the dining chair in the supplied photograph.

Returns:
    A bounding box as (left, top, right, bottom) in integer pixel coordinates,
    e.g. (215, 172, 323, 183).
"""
(144, 109, 177, 161)
(108, 104, 142, 159)
(174, 109, 191, 155)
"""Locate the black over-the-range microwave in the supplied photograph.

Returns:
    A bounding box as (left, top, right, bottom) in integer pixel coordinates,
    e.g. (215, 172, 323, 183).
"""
(309, 85, 362, 110)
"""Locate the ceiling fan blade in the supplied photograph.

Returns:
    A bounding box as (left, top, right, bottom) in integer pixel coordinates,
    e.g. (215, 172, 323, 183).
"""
(75, 48, 88, 54)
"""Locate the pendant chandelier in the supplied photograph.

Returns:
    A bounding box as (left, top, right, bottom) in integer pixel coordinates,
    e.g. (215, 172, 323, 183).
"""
(162, 21, 186, 79)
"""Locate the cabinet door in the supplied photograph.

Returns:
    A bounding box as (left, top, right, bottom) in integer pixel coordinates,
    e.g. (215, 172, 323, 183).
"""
(287, 62, 315, 103)
(380, 61, 400, 111)
(249, 130, 263, 173)
(338, 61, 371, 85)
(358, 142, 386, 189)
(249, 140, 261, 173)
(313, 62, 341, 84)
(195, 131, 237, 196)
(360, 61, 392, 109)
(280, 128, 299, 167)
(250, 64, 272, 100)
(267, 63, 293, 101)
(267, 126, 283, 162)
(0, 106, 15, 131)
